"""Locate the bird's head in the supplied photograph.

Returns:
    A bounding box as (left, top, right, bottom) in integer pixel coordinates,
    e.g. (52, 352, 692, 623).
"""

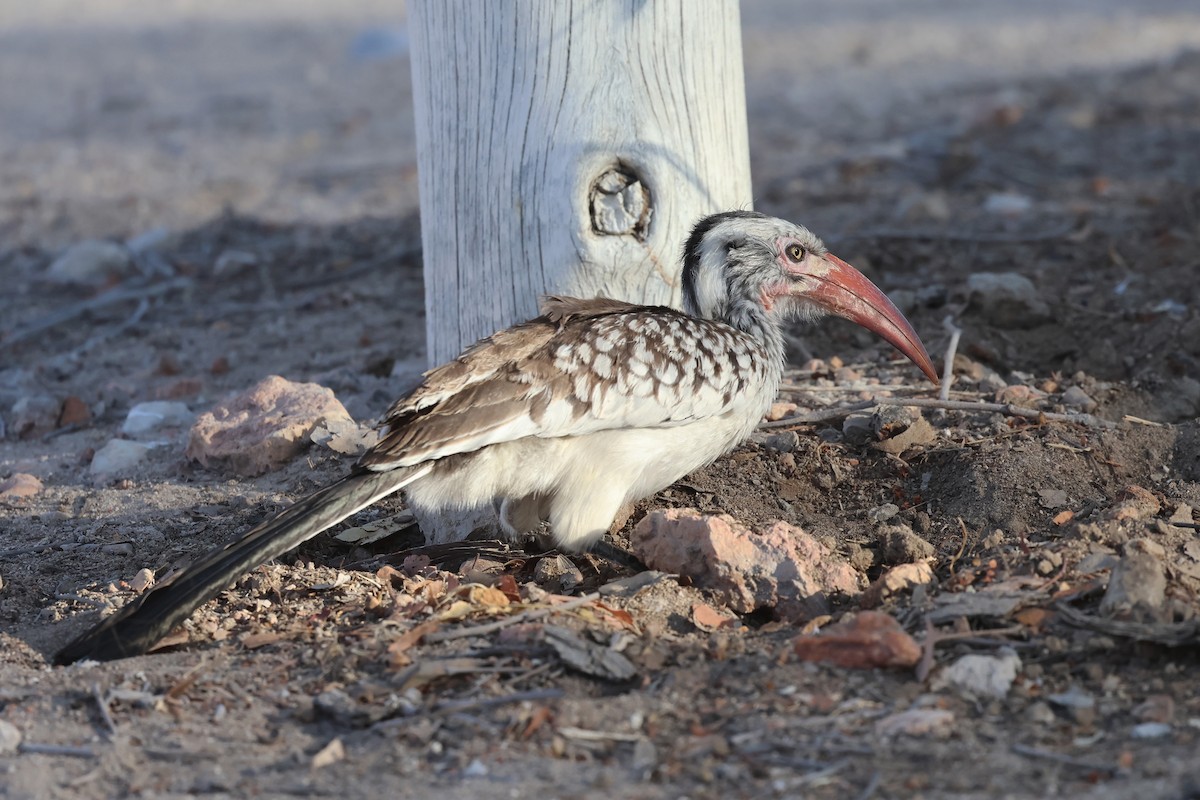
(681, 211, 938, 382)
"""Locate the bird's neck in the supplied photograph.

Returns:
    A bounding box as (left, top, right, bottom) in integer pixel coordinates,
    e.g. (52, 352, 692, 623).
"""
(723, 298, 787, 379)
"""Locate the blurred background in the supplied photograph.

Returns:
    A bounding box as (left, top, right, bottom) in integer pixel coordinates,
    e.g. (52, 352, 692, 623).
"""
(3, 0, 1199, 248)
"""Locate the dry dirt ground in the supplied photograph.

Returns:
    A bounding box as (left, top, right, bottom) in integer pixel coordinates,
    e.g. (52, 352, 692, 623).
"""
(3, 3, 1200, 799)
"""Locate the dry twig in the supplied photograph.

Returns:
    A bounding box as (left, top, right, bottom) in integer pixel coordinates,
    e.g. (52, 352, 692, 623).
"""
(3, 277, 192, 346)
(91, 684, 117, 739)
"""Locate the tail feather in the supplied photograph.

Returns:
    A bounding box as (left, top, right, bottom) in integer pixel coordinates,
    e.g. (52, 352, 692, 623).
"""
(55, 466, 425, 664)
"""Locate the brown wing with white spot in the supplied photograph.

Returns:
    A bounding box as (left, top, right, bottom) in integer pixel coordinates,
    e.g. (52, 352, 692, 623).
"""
(357, 296, 771, 471)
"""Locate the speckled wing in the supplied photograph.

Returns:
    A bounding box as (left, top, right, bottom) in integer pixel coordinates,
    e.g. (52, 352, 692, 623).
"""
(357, 296, 772, 472)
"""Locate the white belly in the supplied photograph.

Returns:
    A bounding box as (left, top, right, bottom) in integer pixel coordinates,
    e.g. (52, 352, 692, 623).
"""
(403, 411, 755, 550)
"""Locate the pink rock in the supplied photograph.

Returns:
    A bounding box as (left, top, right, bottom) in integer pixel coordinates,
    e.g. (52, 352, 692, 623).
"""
(632, 509, 862, 621)
(766, 402, 798, 422)
(0, 473, 43, 500)
(186, 375, 353, 476)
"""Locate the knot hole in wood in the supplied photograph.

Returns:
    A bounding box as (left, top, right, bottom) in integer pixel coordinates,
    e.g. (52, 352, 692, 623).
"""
(589, 166, 652, 242)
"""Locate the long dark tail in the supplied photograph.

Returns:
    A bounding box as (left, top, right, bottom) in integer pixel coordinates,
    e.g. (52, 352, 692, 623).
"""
(55, 466, 426, 664)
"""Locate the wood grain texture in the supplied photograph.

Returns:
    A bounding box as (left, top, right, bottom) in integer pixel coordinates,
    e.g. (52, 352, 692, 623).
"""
(410, 0, 752, 364)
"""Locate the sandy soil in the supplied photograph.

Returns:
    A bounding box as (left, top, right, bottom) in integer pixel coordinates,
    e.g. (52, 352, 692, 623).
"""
(3, 2, 1200, 798)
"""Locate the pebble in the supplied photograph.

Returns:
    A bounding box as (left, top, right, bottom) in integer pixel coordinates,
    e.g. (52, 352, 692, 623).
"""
(121, 400, 194, 435)
(966, 272, 1052, 328)
(762, 430, 800, 453)
(878, 523, 935, 563)
(1130, 722, 1172, 740)
(1061, 386, 1098, 412)
(1025, 701, 1057, 725)
(46, 239, 132, 285)
(532, 554, 583, 594)
(11, 394, 58, 438)
(187, 375, 354, 476)
(1037, 489, 1069, 509)
(868, 503, 900, 523)
(129, 568, 155, 593)
(932, 650, 1022, 699)
(1100, 549, 1166, 618)
(983, 192, 1033, 216)
(0, 720, 21, 755)
(310, 737, 345, 769)
(89, 439, 150, 478)
(634, 510, 861, 622)
(0, 473, 43, 500)
(875, 708, 955, 739)
(1047, 686, 1096, 726)
(793, 611, 921, 670)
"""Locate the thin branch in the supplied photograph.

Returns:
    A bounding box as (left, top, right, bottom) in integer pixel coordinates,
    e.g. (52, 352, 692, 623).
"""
(3, 277, 193, 347)
(1010, 743, 1117, 774)
(18, 743, 99, 758)
(939, 316, 962, 402)
(92, 684, 117, 739)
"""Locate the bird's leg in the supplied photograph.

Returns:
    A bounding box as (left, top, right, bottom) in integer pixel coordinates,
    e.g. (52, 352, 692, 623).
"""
(496, 494, 554, 550)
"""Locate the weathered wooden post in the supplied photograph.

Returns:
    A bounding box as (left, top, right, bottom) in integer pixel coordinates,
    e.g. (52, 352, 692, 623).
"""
(409, 0, 753, 365)
(408, 0, 753, 541)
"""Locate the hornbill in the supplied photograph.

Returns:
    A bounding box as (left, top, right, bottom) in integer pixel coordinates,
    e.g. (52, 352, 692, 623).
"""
(56, 211, 938, 663)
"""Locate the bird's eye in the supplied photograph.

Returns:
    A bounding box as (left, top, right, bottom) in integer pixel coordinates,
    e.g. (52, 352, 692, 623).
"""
(786, 243, 805, 263)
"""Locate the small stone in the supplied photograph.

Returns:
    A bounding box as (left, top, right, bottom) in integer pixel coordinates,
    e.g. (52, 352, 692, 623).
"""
(0, 720, 21, 755)
(833, 366, 861, 383)
(58, 395, 92, 427)
(1100, 548, 1166, 619)
(532, 554, 583, 594)
(11, 394, 59, 438)
(0, 473, 43, 500)
(1061, 386, 1098, 412)
(763, 431, 799, 453)
(122, 401, 195, 435)
(966, 272, 1052, 328)
(129, 568, 155, 593)
(187, 376, 354, 476)
(878, 523, 935, 563)
(842, 413, 876, 445)
(1025, 701, 1056, 725)
(932, 650, 1021, 699)
(89, 439, 150, 478)
(1106, 486, 1161, 523)
(860, 561, 934, 608)
(46, 239, 132, 286)
(983, 192, 1033, 216)
(1038, 489, 1069, 509)
(1130, 722, 1172, 740)
(875, 709, 955, 739)
(766, 402, 797, 422)
(868, 503, 900, 524)
(309, 416, 378, 456)
(462, 759, 488, 777)
(1047, 686, 1096, 725)
(311, 737, 345, 769)
(792, 611, 921, 669)
(633, 510, 862, 622)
